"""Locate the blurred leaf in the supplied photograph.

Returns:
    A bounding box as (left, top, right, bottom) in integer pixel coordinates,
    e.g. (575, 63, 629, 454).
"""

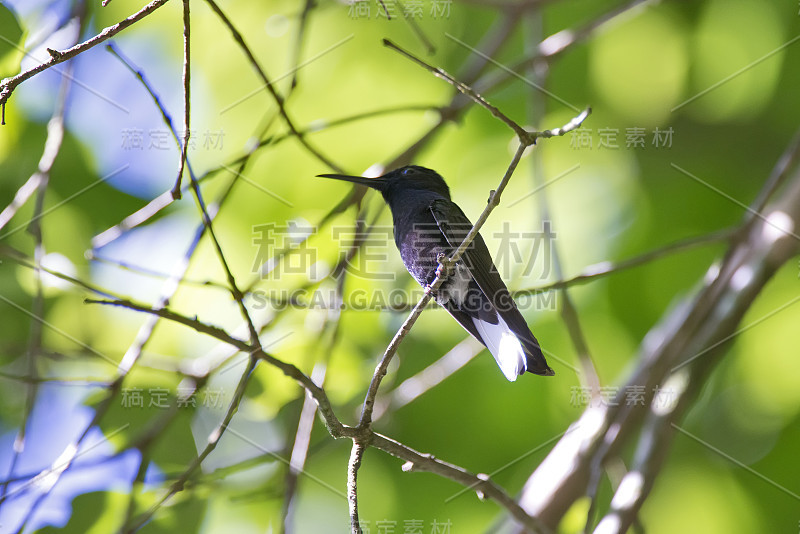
(39, 491, 127, 534)
(0, 3, 23, 78)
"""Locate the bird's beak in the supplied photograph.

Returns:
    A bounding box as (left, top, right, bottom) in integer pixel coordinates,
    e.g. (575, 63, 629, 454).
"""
(317, 173, 388, 191)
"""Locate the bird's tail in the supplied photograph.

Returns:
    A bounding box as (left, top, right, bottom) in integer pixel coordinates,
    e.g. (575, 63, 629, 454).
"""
(471, 315, 554, 381)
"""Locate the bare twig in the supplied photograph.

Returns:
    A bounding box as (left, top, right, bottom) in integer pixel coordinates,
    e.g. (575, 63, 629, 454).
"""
(289, 0, 316, 90)
(0, 0, 170, 109)
(371, 433, 549, 533)
(282, 364, 327, 533)
(751, 127, 800, 213)
(172, 0, 191, 199)
(383, 39, 530, 139)
(0, 176, 43, 232)
(347, 441, 367, 534)
(86, 252, 228, 290)
(458, 10, 521, 86)
(393, 0, 436, 54)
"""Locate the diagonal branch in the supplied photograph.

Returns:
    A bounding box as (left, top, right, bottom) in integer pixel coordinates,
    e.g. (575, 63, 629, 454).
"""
(383, 39, 529, 139)
(371, 433, 549, 533)
(0, 0, 171, 108)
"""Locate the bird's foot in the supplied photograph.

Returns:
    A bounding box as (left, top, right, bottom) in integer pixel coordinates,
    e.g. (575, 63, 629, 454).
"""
(435, 253, 452, 279)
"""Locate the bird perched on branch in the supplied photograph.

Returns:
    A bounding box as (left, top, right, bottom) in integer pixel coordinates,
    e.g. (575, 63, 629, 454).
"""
(318, 165, 553, 381)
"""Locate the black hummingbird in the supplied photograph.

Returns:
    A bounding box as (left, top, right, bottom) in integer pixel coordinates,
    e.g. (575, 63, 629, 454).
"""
(317, 165, 554, 381)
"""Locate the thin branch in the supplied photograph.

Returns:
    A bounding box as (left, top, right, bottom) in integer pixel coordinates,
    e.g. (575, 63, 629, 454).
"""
(0, 0, 171, 108)
(386, 38, 591, 146)
(392, 0, 436, 54)
(537, 0, 651, 62)
(282, 364, 327, 533)
(371, 433, 549, 534)
(90, 188, 175, 249)
(0, 175, 44, 232)
(94, 39, 196, 247)
(172, 0, 191, 199)
(458, 10, 521, 86)
(383, 39, 529, 140)
(347, 441, 366, 534)
(357, 287, 434, 427)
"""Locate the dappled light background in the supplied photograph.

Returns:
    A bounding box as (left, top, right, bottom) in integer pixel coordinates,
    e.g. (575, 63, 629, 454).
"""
(0, 0, 799, 532)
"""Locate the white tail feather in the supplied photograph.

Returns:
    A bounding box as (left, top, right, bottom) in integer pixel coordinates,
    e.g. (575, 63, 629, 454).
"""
(471, 315, 526, 381)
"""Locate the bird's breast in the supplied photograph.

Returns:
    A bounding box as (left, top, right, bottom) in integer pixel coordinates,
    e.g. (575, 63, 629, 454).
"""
(394, 206, 449, 286)
(398, 233, 448, 287)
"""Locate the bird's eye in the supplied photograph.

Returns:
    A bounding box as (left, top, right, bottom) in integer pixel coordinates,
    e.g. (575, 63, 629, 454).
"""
(401, 168, 413, 176)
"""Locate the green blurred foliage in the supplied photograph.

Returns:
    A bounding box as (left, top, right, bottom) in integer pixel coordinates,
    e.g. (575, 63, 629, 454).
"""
(0, 3, 23, 79)
(1, 0, 799, 532)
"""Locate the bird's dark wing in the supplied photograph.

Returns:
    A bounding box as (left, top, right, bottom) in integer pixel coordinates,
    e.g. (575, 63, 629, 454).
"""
(428, 199, 553, 376)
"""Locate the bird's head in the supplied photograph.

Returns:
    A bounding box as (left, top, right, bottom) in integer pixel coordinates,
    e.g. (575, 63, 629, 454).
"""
(317, 165, 451, 201)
